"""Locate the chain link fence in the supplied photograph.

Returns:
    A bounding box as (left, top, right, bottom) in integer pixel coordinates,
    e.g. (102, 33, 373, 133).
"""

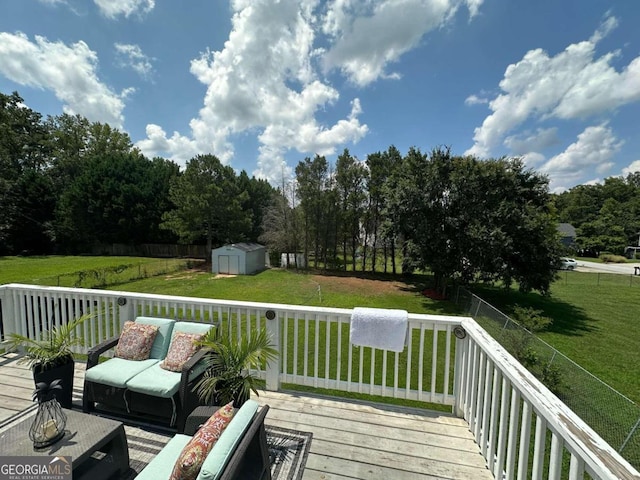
(557, 270, 640, 287)
(34, 259, 202, 289)
(452, 286, 640, 470)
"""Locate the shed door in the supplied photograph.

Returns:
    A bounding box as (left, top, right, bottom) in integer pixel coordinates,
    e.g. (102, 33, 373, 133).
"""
(229, 255, 240, 274)
(218, 255, 240, 274)
(218, 255, 229, 274)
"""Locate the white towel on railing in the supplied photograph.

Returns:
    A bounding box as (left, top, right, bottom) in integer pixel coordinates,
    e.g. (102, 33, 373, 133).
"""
(350, 307, 408, 352)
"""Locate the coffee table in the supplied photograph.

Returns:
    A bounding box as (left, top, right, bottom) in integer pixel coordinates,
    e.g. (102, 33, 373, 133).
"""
(0, 408, 129, 480)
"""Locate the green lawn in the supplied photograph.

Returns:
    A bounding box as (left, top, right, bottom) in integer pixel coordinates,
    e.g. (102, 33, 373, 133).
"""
(0, 255, 196, 288)
(470, 271, 640, 404)
(111, 267, 460, 314)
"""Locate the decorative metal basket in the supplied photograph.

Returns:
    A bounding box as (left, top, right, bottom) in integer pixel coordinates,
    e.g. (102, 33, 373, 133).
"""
(29, 380, 67, 448)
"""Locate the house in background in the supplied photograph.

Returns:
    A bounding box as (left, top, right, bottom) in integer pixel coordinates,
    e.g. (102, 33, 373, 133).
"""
(557, 223, 577, 249)
(211, 242, 266, 275)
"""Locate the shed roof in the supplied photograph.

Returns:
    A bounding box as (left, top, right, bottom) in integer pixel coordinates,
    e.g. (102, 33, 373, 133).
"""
(215, 242, 265, 252)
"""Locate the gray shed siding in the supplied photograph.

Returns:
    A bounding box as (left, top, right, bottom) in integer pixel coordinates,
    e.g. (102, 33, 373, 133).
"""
(212, 243, 266, 275)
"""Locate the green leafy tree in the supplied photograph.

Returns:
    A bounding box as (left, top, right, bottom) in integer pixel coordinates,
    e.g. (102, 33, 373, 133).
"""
(162, 154, 250, 253)
(388, 147, 559, 294)
(0, 91, 53, 254)
(335, 149, 367, 270)
(237, 171, 277, 242)
(57, 152, 178, 249)
(295, 155, 330, 268)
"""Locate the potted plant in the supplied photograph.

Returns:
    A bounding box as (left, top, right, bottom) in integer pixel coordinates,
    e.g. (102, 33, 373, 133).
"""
(196, 327, 278, 407)
(7, 314, 91, 409)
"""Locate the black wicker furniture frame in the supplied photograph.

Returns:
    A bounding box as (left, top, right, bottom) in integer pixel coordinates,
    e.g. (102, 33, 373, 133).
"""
(82, 332, 210, 433)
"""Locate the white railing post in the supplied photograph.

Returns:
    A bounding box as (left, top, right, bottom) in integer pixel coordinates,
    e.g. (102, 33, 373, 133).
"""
(453, 331, 469, 417)
(0, 286, 18, 340)
(265, 308, 281, 392)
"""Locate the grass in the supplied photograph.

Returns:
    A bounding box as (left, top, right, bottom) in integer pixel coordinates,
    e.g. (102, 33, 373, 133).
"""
(470, 272, 640, 404)
(112, 267, 461, 315)
(0, 255, 193, 286)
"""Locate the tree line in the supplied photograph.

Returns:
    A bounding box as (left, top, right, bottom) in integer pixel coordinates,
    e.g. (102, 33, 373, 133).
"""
(3, 89, 571, 294)
(553, 175, 640, 257)
(0, 91, 275, 255)
(260, 146, 561, 293)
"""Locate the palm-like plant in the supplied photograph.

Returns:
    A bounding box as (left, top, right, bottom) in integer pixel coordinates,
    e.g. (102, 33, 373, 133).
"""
(7, 314, 90, 370)
(196, 327, 278, 406)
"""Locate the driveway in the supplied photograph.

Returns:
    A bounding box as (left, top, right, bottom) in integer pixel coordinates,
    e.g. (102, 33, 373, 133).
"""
(575, 260, 640, 275)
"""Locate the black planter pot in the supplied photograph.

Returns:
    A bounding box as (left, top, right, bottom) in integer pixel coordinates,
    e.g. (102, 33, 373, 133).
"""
(32, 357, 75, 409)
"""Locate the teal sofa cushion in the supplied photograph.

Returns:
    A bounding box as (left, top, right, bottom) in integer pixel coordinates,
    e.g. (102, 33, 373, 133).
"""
(85, 358, 159, 388)
(172, 321, 214, 336)
(135, 434, 192, 480)
(135, 316, 175, 359)
(196, 400, 260, 480)
(125, 362, 181, 398)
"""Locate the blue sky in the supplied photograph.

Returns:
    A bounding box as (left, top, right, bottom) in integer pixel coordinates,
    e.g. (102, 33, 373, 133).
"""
(1, 0, 639, 192)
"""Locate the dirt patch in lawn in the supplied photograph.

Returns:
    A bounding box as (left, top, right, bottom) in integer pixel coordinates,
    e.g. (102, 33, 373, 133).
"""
(311, 273, 409, 294)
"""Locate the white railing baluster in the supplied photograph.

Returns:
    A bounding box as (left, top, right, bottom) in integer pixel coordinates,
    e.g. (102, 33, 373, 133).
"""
(382, 349, 388, 397)
(531, 410, 547, 479)
(418, 325, 426, 402)
(569, 452, 585, 480)
(324, 314, 330, 389)
(369, 347, 375, 396)
(505, 389, 521, 480)
(314, 314, 319, 389)
(431, 324, 438, 403)
(303, 313, 309, 379)
(480, 359, 494, 457)
(517, 400, 532, 480)
(548, 432, 563, 480)
(336, 316, 342, 386)
(494, 376, 510, 479)
(444, 324, 451, 398)
(405, 324, 412, 400)
(474, 351, 487, 443)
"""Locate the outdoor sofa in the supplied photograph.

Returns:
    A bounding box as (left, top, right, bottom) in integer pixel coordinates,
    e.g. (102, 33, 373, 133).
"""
(136, 400, 272, 480)
(82, 316, 213, 432)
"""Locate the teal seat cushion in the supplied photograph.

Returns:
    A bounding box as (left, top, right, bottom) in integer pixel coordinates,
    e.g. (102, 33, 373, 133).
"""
(173, 321, 214, 336)
(135, 434, 192, 480)
(126, 362, 182, 398)
(85, 358, 159, 388)
(197, 400, 260, 480)
(135, 317, 176, 359)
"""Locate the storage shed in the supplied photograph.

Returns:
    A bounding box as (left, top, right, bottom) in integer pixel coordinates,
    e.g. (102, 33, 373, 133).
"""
(211, 243, 266, 275)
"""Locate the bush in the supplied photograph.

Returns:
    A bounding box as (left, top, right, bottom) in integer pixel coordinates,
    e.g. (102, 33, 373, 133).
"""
(599, 253, 628, 263)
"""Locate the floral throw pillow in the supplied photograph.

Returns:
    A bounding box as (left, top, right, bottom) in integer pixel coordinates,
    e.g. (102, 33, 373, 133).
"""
(169, 402, 236, 480)
(114, 321, 159, 361)
(160, 332, 204, 372)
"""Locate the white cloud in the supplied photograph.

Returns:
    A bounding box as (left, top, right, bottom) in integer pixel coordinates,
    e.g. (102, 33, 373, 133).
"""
(540, 124, 623, 189)
(622, 160, 640, 176)
(0, 32, 128, 128)
(464, 94, 489, 106)
(583, 178, 602, 186)
(322, 0, 483, 86)
(94, 0, 154, 19)
(137, 0, 368, 183)
(521, 151, 546, 167)
(465, 15, 640, 158)
(504, 127, 558, 155)
(114, 43, 154, 79)
(136, 124, 198, 163)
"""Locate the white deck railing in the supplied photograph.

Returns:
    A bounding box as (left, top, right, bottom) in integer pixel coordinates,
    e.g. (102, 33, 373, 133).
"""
(1, 283, 638, 480)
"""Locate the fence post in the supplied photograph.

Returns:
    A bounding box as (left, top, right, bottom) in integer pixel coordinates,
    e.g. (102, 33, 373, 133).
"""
(0, 287, 18, 341)
(619, 415, 640, 455)
(265, 309, 281, 392)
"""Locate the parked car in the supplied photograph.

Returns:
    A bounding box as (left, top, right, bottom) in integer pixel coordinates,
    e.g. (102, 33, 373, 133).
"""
(560, 258, 578, 270)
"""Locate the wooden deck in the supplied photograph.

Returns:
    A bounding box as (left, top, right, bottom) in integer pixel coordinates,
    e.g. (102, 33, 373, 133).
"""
(0, 353, 492, 480)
